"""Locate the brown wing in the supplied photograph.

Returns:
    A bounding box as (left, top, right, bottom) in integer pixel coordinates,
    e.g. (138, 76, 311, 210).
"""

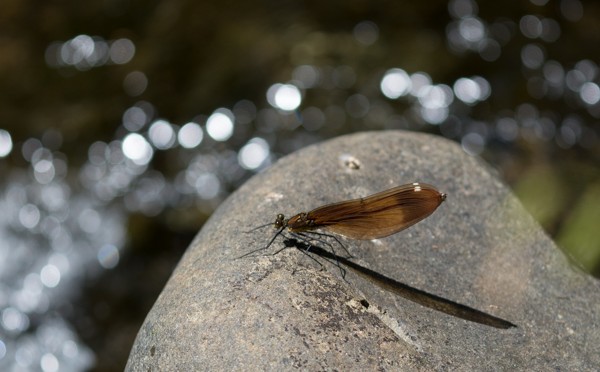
(306, 183, 445, 240)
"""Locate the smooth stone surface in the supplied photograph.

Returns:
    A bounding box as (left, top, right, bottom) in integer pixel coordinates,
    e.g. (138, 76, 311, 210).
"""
(126, 131, 600, 371)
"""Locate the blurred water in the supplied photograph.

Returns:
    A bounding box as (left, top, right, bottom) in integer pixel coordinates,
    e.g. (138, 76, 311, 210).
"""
(0, 0, 598, 370)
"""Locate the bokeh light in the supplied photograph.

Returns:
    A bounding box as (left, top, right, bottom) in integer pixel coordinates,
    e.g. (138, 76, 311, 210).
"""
(45, 35, 135, 70)
(380, 69, 412, 99)
(40, 265, 61, 288)
(459, 16, 485, 43)
(123, 71, 148, 97)
(409, 73, 432, 97)
(123, 105, 149, 132)
(148, 120, 176, 150)
(110, 38, 136, 64)
(353, 21, 379, 46)
(98, 245, 120, 269)
(195, 172, 221, 199)
(178, 122, 204, 148)
(206, 109, 235, 141)
(40, 353, 59, 372)
(122, 133, 153, 165)
(267, 84, 302, 111)
(293, 65, 320, 89)
(0, 339, 6, 359)
(453, 76, 490, 104)
(0, 129, 12, 157)
(238, 137, 270, 170)
(580, 82, 600, 105)
(448, 0, 478, 18)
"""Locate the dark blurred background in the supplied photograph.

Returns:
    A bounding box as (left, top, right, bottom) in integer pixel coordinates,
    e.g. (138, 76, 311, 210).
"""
(0, 0, 598, 370)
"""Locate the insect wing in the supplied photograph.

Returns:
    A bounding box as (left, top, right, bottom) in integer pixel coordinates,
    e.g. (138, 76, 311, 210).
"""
(306, 183, 445, 240)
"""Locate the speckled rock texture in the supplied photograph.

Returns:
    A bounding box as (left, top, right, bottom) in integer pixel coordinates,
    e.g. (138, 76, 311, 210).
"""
(126, 131, 600, 371)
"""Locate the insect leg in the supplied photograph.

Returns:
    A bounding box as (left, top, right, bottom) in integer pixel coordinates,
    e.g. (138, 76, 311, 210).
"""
(236, 226, 285, 259)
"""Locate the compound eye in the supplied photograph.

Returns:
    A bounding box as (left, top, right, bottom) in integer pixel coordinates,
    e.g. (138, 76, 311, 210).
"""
(275, 214, 285, 226)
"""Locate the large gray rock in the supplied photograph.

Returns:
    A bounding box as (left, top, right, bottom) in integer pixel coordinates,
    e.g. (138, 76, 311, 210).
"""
(126, 131, 600, 370)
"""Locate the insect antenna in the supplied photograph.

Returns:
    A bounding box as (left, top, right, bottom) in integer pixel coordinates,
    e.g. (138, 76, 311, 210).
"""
(244, 222, 276, 233)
